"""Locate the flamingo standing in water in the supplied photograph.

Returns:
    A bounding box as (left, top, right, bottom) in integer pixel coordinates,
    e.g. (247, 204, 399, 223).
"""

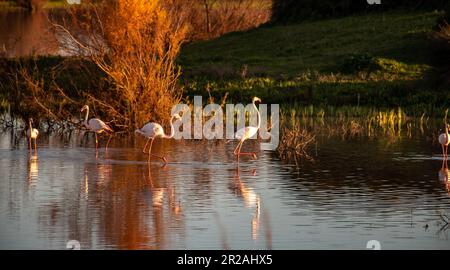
(232, 97, 261, 160)
(439, 123, 450, 158)
(26, 118, 39, 153)
(81, 105, 113, 150)
(135, 114, 182, 164)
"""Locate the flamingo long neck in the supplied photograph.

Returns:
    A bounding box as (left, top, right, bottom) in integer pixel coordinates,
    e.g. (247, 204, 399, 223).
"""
(84, 107, 89, 127)
(253, 101, 261, 129)
(162, 117, 176, 139)
(446, 125, 449, 142)
(29, 120, 32, 131)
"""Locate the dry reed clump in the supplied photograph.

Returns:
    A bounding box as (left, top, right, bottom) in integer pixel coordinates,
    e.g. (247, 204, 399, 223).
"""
(52, 0, 187, 130)
(277, 117, 315, 166)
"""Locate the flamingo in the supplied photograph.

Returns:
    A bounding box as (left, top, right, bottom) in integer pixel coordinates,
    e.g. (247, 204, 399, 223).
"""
(135, 114, 182, 164)
(232, 96, 261, 160)
(438, 123, 450, 158)
(26, 118, 39, 152)
(81, 105, 113, 150)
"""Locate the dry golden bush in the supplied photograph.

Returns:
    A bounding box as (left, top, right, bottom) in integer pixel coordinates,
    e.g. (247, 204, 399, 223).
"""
(54, 0, 188, 129)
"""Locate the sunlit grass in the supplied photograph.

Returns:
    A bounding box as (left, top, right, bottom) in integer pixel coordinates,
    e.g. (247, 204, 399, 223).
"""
(179, 10, 446, 114)
(180, 10, 442, 78)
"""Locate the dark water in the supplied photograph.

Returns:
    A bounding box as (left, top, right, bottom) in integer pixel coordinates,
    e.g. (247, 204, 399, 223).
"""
(0, 122, 450, 250)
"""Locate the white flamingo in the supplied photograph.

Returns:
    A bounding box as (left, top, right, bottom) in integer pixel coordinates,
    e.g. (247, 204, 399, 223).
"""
(232, 97, 261, 160)
(135, 114, 182, 164)
(81, 105, 113, 150)
(439, 123, 450, 158)
(26, 118, 39, 152)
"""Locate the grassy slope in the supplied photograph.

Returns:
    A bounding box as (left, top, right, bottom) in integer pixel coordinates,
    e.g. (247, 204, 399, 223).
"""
(179, 10, 448, 115)
(180, 10, 440, 77)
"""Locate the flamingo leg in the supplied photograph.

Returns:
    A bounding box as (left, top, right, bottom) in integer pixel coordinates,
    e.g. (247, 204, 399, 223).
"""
(234, 140, 243, 162)
(235, 139, 257, 159)
(446, 145, 448, 158)
(147, 137, 155, 163)
(34, 138, 37, 153)
(95, 133, 98, 150)
(105, 133, 112, 152)
(151, 154, 168, 164)
(234, 140, 243, 155)
(142, 137, 151, 153)
(442, 144, 445, 158)
(144, 137, 167, 164)
(238, 152, 258, 159)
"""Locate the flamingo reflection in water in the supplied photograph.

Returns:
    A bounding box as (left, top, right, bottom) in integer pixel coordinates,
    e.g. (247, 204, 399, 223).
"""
(233, 165, 261, 240)
(27, 155, 39, 188)
(144, 165, 182, 217)
(80, 164, 184, 249)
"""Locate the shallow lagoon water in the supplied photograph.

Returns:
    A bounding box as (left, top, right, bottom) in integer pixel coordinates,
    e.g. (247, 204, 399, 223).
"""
(0, 124, 450, 250)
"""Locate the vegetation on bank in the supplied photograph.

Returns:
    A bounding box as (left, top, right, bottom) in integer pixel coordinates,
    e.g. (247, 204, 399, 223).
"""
(0, 0, 271, 42)
(1, 9, 450, 123)
(180, 11, 440, 77)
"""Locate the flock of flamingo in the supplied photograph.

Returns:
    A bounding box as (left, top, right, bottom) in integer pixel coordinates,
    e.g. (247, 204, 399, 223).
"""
(26, 97, 263, 163)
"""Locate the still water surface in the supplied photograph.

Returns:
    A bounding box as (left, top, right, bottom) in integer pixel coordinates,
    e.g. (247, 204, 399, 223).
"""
(1, 122, 450, 250)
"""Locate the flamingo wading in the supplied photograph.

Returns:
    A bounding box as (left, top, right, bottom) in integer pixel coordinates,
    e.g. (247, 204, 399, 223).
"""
(135, 114, 182, 164)
(439, 123, 450, 158)
(26, 118, 39, 152)
(233, 96, 262, 160)
(81, 105, 113, 150)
